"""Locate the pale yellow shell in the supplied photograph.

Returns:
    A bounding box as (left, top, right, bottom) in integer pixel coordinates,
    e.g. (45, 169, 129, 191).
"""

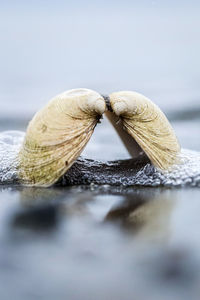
(109, 91, 180, 170)
(18, 88, 106, 187)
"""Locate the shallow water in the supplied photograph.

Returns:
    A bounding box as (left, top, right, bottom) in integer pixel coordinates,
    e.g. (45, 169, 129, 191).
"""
(1, 185, 200, 300)
(1, 1, 200, 299)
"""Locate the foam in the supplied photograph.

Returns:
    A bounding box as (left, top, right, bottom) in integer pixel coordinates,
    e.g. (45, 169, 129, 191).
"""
(1, 131, 200, 187)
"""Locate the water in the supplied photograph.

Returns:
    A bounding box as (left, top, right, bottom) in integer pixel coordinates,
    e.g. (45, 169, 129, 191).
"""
(1, 1, 200, 299)
(1, 186, 200, 300)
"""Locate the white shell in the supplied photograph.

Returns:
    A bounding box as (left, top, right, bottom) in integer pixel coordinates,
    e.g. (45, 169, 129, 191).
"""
(109, 91, 180, 170)
(18, 88, 105, 186)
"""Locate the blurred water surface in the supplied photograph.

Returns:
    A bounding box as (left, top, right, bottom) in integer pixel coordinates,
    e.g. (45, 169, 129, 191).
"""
(1, 1, 200, 299)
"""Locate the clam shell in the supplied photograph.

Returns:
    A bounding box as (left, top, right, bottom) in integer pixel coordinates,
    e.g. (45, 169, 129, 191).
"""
(18, 88, 105, 186)
(109, 91, 180, 170)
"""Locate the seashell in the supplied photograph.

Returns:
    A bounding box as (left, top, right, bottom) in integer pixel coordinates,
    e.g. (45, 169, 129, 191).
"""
(107, 91, 180, 170)
(18, 88, 106, 187)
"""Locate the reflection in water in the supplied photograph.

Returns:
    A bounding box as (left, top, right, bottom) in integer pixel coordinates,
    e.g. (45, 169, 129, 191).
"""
(12, 185, 176, 245)
(9, 187, 65, 233)
(19, 186, 68, 206)
(0, 186, 199, 300)
(12, 205, 59, 231)
(10, 186, 97, 233)
(8, 186, 175, 243)
(105, 188, 175, 242)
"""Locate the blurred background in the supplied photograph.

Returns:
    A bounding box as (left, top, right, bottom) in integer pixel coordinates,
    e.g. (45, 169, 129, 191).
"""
(1, 1, 200, 300)
(1, 0, 200, 152)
